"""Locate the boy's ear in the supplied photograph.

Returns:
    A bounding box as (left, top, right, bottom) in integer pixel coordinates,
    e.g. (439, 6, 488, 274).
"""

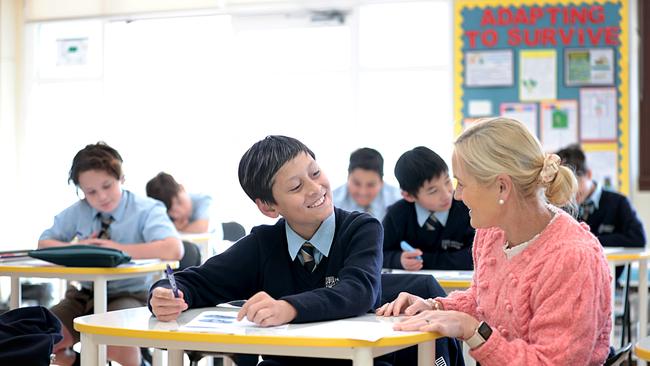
(255, 198, 280, 219)
(401, 190, 416, 203)
(120, 175, 125, 184)
(586, 169, 593, 180)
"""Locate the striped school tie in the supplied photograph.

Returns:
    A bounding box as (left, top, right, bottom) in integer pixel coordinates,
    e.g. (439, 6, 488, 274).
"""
(300, 242, 316, 272)
(425, 212, 439, 231)
(98, 215, 114, 240)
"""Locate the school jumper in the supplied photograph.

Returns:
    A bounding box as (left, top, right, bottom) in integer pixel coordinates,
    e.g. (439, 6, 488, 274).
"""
(581, 183, 646, 247)
(436, 207, 611, 366)
(382, 199, 474, 270)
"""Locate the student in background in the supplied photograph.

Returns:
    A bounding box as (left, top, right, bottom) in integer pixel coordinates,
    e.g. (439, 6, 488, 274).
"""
(39, 142, 183, 366)
(382, 146, 474, 271)
(333, 148, 401, 221)
(146, 172, 212, 233)
(556, 144, 646, 248)
(148, 135, 386, 366)
(377, 118, 611, 366)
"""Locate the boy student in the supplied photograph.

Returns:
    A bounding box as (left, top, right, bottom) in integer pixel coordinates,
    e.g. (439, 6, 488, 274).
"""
(146, 172, 212, 233)
(149, 135, 386, 365)
(383, 146, 474, 271)
(333, 147, 401, 221)
(39, 142, 183, 366)
(557, 144, 646, 247)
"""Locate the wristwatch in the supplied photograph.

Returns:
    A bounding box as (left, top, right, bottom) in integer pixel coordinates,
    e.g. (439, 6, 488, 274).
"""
(465, 321, 493, 349)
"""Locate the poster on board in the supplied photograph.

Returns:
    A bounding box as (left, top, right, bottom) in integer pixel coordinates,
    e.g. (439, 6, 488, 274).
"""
(540, 100, 579, 152)
(580, 88, 617, 142)
(500, 103, 538, 138)
(519, 50, 557, 101)
(585, 149, 618, 190)
(465, 50, 514, 87)
(565, 48, 615, 86)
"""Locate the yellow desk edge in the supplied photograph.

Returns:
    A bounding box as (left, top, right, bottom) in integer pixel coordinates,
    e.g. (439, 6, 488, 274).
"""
(0, 261, 178, 274)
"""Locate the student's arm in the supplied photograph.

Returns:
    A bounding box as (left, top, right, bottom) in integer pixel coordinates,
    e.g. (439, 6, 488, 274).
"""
(84, 237, 183, 260)
(38, 239, 71, 248)
(179, 219, 209, 234)
(382, 209, 406, 269)
(597, 196, 646, 247)
(280, 216, 384, 323)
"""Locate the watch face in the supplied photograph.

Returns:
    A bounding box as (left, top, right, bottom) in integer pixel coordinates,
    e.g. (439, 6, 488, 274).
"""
(478, 321, 493, 340)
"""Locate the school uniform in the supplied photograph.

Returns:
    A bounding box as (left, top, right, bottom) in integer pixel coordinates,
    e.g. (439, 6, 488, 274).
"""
(580, 182, 646, 247)
(150, 208, 386, 365)
(40, 189, 179, 341)
(333, 182, 401, 221)
(382, 199, 475, 270)
(189, 193, 212, 222)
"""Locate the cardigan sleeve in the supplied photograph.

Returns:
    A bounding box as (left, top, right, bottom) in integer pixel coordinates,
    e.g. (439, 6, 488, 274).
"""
(470, 244, 612, 366)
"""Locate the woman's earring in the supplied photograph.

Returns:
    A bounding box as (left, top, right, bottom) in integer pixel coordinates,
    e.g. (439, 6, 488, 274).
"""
(498, 199, 504, 205)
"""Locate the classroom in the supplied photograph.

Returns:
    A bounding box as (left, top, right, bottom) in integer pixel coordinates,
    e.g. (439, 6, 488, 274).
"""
(1, 0, 650, 365)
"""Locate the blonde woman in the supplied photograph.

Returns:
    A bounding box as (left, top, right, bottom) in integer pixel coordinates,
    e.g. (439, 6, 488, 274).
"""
(377, 118, 611, 365)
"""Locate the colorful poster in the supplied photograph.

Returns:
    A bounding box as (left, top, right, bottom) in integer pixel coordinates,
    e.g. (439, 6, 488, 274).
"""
(565, 48, 615, 86)
(500, 103, 538, 138)
(465, 50, 513, 87)
(540, 100, 579, 151)
(584, 148, 618, 190)
(519, 50, 557, 101)
(580, 88, 617, 141)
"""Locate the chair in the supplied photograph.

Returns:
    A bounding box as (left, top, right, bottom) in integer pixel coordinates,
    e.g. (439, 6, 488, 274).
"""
(380, 273, 465, 366)
(222, 221, 246, 242)
(178, 240, 202, 271)
(604, 342, 632, 366)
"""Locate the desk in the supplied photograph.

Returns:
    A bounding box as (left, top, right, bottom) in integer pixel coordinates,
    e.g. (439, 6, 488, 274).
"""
(0, 258, 178, 366)
(383, 269, 473, 292)
(75, 307, 439, 366)
(604, 247, 650, 365)
(180, 232, 234, 263)
(636, 335, 650, 361)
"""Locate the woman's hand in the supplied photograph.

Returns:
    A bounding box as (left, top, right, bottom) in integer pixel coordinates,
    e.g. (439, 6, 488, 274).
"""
(376, 292, 432, 316)
(395, 310, 479, 340)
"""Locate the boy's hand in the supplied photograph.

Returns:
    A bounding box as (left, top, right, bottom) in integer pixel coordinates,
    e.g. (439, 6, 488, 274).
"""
(237, 291, 297, 327)
(401, 250, 424, 271)
(150, 287, 188, 322)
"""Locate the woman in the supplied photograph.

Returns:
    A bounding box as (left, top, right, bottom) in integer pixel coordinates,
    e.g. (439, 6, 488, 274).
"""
(377, 118, 611, 365)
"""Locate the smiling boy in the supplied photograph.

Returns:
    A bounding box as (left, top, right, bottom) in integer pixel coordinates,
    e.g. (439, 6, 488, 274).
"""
(148, 135, 384, 365)
(382, 146, 474, 271)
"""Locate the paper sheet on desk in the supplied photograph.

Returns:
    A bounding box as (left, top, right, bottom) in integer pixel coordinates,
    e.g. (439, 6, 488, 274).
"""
(180, 311, 288, 335)
(290, 319, 407, 342)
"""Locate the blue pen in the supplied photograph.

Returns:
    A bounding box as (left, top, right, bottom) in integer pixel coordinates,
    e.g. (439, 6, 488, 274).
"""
(165, 264, 179, 298)
(400, 241, 423, 261)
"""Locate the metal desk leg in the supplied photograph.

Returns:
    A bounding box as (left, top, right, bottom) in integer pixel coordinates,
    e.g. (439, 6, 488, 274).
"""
(168, 349, 184, 366)
(639, 258, 648, 366)
(418, 341, 435, 366)
(10, 276, 20, 309)
(80, 332, 99, 366)
(93, 278, 107, 366)
(351, 348, 373, 366)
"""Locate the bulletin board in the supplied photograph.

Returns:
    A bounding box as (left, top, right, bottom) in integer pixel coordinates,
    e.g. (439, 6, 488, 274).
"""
(454, 0, 630, 194)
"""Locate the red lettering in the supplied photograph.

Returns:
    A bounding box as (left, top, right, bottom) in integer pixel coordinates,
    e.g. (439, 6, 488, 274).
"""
(508, 28, 522, 46)
(590, 5, 605, 24)
(605, 26, 620, 45)
(514, 8, 529, 25)
(465, 30, 480, 48)
(569, 7, 588, 25)
(577, 28, 585, 45)
(541, 28, 557, 46)
(587, 27, 603, 45)
(524, 29, 540, 46)
(530, 7, 544, 26)
(558, 28, 574, 45)
(547, 7, 561, 25)
(497, 8, 513, 26)
(482, 29, 499, 47)
(481, 9, 496, 26)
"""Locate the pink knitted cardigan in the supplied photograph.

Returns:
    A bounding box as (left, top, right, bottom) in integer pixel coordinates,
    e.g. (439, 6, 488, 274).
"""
(437, 208, 611, 365)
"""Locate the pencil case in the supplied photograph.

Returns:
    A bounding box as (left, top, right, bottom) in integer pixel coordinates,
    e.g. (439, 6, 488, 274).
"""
(28, 245, 132, 267)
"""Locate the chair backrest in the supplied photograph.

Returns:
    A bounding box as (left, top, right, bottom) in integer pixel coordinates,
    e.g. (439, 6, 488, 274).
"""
(178, 241, 202, 271)
(604, 343, 632, 366)
(222, 221, 246, 242)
